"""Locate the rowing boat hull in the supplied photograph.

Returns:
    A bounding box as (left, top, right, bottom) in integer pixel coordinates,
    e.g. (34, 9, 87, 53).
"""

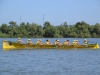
(2, 40, 99, 50)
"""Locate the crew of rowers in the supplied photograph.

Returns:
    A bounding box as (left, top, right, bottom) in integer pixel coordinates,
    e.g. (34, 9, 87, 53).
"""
(17, 37, 89, 45)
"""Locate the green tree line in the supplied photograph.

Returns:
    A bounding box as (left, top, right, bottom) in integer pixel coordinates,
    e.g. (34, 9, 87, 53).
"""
(0, 21, 100, 38)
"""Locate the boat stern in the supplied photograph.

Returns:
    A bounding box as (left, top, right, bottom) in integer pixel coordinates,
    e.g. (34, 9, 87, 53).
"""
(94, 43, 99, 49)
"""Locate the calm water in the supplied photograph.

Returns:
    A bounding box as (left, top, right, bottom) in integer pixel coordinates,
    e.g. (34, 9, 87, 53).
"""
(0, 38, 100, 75)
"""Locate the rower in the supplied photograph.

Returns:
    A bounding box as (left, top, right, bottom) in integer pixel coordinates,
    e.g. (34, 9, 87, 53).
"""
(84, 39, 88, 45)
(48, 40, 52, 45)
(72, 40, 76, 45)
(54, 39, 57, 45)
(39, 39, 43, 45)
(45, 39, 52, 45)
(36, 39, 39, 45)
(63, 40, 67, 45)
(57, 40, 62, 45)
(45, 39, 49, 45)
(17, 37, 24, 43)
(66, 40, 70, 45)
(75, 40, 79, 45)
(27, 39, 34, 45)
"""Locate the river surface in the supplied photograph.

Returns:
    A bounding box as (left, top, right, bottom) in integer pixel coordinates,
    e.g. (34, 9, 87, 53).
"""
(0, 38, 100, 75)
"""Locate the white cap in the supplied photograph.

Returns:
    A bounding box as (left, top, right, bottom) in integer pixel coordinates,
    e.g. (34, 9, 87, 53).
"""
(74, 40, 75, 41)
(28, 39, 31, 40)
(18, 37, 20, 39)
(84, 39, 86, 40)
(57, 40, 59, 41)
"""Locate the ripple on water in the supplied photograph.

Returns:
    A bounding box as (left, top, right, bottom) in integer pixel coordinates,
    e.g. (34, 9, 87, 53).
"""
(0, 49, 100, 75)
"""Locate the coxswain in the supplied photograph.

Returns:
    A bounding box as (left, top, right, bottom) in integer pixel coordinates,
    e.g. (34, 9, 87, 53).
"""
(17, 37, 24, 43)
(27, 39, 34, 45)
(84, 39, 88, 45)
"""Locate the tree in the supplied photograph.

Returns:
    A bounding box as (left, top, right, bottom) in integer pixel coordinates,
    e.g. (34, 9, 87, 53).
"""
(0, 21, 100, 38)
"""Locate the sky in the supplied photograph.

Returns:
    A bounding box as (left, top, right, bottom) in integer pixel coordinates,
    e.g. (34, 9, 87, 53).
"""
(0, 0, 100, 26)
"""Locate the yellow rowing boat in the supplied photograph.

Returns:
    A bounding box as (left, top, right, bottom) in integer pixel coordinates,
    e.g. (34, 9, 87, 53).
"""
(2, 40, 99, 50)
